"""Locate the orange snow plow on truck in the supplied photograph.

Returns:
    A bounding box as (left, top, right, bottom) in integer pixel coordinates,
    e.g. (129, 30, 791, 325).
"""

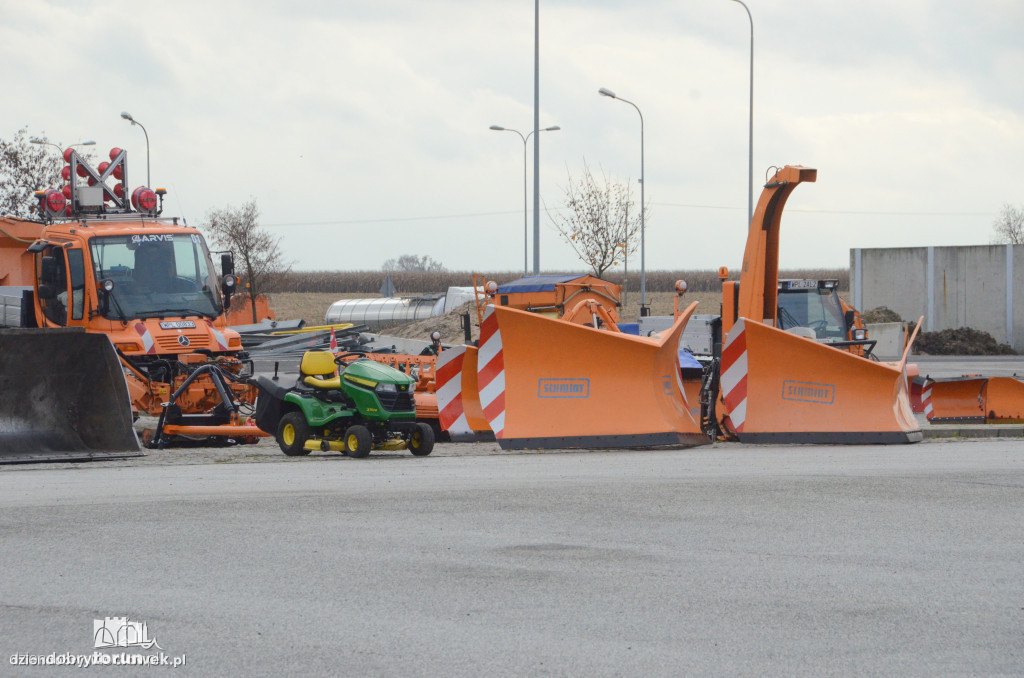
(435, 274, 708, 450)
(436, 165, 923, 449)
(0, 146, 267, 459)
(712, 165, 922, 443)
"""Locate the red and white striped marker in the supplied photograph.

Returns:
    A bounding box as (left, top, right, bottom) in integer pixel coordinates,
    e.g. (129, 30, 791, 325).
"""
(720, 318, 748, 433)
(329, 327, 338, 352)
(133, 322, 156, 354)
(921, 379, 934, 420)
(207, 320, 229, 351)
(436, 345, 471, 436)
(477, 306, 506, 438)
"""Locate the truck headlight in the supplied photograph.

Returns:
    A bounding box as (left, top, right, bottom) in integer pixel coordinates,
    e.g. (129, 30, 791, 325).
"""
(853, 329, 867, 341)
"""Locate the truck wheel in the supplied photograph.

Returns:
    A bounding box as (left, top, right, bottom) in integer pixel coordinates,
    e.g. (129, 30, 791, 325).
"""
(409, 422, 435, 456)
(344, 425, 372, 458)
(277, 412, 312, 456)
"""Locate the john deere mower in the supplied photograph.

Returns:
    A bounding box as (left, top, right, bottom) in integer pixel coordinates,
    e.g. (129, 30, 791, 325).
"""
(250, 351, 434, 457)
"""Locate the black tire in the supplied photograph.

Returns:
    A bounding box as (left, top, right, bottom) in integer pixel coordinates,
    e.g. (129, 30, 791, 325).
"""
(277, 411, 312, 456)
(344, 424, 373, 458)
(409, 422, 435, 456)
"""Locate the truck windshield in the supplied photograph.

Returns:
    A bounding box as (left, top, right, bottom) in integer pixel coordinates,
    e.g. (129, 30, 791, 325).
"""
(89, 233, 223, 320)
(777, 288, 846, 340)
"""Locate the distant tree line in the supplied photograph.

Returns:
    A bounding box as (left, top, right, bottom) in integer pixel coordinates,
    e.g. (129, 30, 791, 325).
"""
(269, 268, 850, 295)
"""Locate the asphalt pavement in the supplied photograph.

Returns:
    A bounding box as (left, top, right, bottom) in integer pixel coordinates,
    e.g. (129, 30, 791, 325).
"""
(1, 440, 1022, 676)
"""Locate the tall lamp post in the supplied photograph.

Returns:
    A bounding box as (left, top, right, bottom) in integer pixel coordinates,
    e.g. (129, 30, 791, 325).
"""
(490, 125, 561, 275)
(120, 111, 150, 188)
(29, 138, 96, 154)
(728, 0, 754, 227)
(598, 87, 647, 316)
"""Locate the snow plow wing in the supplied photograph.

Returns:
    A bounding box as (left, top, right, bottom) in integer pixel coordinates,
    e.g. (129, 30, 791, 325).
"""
(0, 328, 141, 463)
(719, 318, 922, 444)
(924, 376, 1024, 423)
(436, 345, 494, 442)
(477, 304, 708, 450)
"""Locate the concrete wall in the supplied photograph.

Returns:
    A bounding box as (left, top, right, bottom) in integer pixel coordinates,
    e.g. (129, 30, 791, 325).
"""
(851, 245, 1023, 353)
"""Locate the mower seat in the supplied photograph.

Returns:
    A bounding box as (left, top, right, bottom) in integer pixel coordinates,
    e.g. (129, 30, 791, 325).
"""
(300, 351, 342, 389)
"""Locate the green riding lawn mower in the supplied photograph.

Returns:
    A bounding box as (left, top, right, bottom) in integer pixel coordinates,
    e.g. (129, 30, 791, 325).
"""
(250, 350, 434, 458)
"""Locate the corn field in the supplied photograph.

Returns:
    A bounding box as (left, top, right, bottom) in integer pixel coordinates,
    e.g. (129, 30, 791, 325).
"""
(270, 268, 849, 295)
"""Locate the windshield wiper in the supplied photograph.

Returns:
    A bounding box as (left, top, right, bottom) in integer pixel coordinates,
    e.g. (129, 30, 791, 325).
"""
(137, 308, 216, 320)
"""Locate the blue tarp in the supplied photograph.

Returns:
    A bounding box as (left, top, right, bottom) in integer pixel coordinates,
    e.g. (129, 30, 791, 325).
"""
(496, 274, 584, 294)
(678, 350, 702, 369)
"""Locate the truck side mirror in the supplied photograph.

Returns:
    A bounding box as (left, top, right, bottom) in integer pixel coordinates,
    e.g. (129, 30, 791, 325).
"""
(221, 253, 234, 276)
(221, 274, 238, 309)
(37, 283, 57, 300)
(844, 309, 856, 331)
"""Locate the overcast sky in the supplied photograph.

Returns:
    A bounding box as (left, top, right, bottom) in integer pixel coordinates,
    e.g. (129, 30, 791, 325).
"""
(2, 0, 1022, 273)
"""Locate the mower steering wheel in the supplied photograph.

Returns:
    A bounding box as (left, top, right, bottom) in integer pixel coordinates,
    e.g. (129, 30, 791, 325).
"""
(335, 351, 367, 365)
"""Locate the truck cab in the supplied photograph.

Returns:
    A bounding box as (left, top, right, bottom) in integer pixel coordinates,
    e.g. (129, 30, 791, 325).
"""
(28, 219, 243, 358)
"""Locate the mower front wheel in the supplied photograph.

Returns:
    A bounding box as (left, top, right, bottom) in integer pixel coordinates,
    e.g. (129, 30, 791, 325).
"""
(344, 425, 373, 458)
(408, 422, 435, 456)
(277, 412, 312, 456)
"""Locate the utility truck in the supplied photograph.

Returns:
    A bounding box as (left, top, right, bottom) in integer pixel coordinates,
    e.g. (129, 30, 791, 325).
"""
(0, 146, 264, 460)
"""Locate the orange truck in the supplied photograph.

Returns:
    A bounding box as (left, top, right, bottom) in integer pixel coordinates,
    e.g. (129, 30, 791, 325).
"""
(0, 146, 264, 460)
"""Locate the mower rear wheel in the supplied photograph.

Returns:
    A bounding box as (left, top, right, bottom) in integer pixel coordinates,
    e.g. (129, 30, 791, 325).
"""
(408, 422, 435, 456)
(344, 425, 372, 458)
(277, 412, 312, 456)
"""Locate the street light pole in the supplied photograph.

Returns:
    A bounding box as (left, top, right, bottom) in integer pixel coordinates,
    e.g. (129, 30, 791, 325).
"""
(729, 0, 754, 227)
(490, 125, 561, 276)
(120, 111, 150, 188)
(533, 0, 541, 275)
(598, 87, 647, 315)
(29, 138, 96, 155)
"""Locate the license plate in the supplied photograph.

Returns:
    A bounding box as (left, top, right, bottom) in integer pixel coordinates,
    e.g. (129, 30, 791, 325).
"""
(159, 321, 196, 329)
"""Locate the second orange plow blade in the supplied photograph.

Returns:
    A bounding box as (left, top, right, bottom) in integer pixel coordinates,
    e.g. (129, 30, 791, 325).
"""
(924, 376, 1024, 423)
(720, 318, 922, 444)
(477, 304, 708, 450)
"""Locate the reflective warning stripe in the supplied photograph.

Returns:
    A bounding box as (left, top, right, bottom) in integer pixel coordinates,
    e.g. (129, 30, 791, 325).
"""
(133, 322, 156, 354)
(435, 345, 471, 435)
(207, 321, 229, 351)
(720, 318, 748, 432)
(477, 306, 506, 437)
(922, 380, 934, 420)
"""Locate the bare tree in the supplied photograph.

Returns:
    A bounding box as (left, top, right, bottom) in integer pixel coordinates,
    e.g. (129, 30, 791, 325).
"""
(0, 127, 86, 219)
(382, 254, 446, 272)
(548, 162, 645, 278)
(992, 204, 1024, 245)
(204, 199, 290, 323)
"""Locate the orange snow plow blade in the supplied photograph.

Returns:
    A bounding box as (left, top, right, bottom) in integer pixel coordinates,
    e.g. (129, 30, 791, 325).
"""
(435, 345, 494, 441)
(924, 376, 1024, 423)
(719, 317, 922, 444)
(477, 303, 708, 450)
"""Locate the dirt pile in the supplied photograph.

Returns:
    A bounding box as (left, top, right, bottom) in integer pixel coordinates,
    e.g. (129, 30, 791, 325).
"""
(914, 327, 1017, 356)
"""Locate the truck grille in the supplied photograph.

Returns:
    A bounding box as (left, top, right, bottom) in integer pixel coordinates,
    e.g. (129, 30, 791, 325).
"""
(378, 391, 415, 413)
(155, 333, 211, 352)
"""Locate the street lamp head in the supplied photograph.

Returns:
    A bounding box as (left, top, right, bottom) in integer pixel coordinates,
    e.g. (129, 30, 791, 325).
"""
(489, 125, 505, 131)
(29, 138, 44, 144)
(544, 126, 561, 132)
(80, 140, 96, 146)
(598, 87, 616, 99)
(120, 111, 135, 124)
